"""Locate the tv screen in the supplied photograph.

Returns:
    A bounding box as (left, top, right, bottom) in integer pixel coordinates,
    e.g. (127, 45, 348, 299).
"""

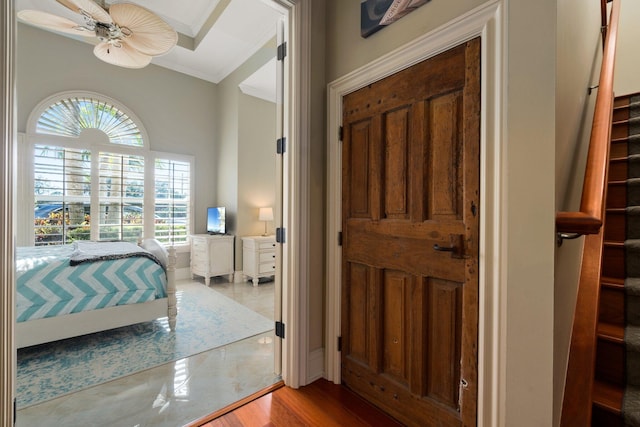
(207, 207, 226, 234)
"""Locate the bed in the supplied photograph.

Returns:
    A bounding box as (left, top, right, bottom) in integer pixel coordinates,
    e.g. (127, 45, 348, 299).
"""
(15, 239, 177, 348)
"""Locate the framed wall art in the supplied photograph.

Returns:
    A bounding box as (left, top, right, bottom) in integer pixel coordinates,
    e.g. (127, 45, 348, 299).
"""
(361, 0, 431, 38)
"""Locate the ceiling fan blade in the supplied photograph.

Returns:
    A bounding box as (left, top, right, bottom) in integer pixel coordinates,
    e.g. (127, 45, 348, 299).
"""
(56, 0, 112, 24)
(108, 3, 177, 56)
(55, 0, 80, 12)
(17, 10, 91, 37)
(94, 41, 152, 69)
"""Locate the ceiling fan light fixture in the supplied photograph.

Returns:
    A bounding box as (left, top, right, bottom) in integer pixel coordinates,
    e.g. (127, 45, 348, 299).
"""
(108, 3, 178, 56)
(20, 0, 178, 69)
(94, 41, 152, 69)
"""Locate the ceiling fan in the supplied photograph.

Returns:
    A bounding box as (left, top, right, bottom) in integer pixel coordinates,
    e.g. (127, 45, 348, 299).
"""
(17, 0, 178, 69)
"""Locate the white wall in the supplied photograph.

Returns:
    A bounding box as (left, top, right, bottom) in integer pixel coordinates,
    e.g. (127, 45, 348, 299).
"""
(614, 0, 640, 96)
(554, 0, 603, 425)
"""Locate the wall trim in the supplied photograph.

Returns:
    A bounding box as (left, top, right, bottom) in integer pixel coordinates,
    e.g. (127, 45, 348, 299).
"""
(1, 2, 15, 426)
(325, 1, 504, 426)
(307, 348, 324, 383)
(272, 0, 311, 388)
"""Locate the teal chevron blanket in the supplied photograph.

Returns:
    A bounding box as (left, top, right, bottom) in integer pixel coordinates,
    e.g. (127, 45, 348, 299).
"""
(16, 244, 166, 323)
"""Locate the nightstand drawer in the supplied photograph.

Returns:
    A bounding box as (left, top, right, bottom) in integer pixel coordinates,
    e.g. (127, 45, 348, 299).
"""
(259, 263, 275, 274)
(259, 242, 276, 250)
(259, 251, 275, 263)
(192, 250, 208, 262)
(192, 239, 207, 251)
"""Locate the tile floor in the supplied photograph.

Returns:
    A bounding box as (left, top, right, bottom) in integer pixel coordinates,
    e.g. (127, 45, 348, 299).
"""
(16, 277, 278, 427)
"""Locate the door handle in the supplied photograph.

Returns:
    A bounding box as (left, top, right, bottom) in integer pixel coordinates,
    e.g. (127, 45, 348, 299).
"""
(433, 234, 465, 259)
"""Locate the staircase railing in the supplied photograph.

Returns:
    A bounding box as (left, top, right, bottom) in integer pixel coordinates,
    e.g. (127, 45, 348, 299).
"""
(560, 0, 620, 425)
(556, 0, 618, 238)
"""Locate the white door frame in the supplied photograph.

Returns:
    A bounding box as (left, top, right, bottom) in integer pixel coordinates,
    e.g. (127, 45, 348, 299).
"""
(0, 1, 311, 425)
(271, 0, 311, 389)
(0, 1, 16, 427)
(325, 2, 505, 426)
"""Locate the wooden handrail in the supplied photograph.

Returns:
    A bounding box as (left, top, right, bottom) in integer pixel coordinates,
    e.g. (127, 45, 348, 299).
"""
(556, 0, 619, 236)
(560, 1, 620, 424)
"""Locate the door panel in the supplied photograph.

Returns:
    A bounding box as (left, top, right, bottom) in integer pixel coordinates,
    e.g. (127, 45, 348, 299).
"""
(341, 38, 480, 427)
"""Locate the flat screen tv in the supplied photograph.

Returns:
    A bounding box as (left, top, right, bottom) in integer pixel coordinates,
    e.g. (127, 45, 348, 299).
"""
(207, 207, 226, 234)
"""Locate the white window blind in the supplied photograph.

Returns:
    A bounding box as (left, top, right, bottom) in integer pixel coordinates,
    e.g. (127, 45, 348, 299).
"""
(154, 159, 190, 245)
(98, 152, 145, 242)
(33, 145, 91, 245)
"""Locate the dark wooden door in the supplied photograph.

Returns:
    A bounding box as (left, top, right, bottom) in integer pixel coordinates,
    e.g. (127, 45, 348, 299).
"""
(341, 38, 480, 427)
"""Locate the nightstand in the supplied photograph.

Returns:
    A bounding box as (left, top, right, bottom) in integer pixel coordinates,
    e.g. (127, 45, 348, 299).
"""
(190, 234, 234, 285)
(242, 235, 276, 286)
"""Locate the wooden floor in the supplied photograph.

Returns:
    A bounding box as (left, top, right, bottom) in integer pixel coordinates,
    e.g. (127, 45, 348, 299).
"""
(196, 379, 404, 427)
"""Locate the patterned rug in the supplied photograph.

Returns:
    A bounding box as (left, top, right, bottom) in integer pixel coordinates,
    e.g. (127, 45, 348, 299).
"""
(16, 282, 273, 408)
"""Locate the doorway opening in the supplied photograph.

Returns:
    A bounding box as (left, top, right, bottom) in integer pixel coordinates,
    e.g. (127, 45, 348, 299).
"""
(1, 0, 313, 425)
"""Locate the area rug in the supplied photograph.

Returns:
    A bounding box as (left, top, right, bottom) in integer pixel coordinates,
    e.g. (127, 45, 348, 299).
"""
(16, 283, 273, 409)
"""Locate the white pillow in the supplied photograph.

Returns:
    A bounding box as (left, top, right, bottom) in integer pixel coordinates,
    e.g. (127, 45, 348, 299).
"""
(140, 238, 169, 269)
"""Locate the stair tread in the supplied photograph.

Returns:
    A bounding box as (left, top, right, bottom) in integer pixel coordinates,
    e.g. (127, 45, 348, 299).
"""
(613, 117, 640, 126)
(602, 277, 625, 289)
(600, 276, 624, 287)
(593, 379, 623, 414)
(598, 322, 624, 343)
(604, 241, 625, 247)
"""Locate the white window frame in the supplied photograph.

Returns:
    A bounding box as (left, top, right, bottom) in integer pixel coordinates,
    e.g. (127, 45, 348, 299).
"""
(18, 91, 193, 249)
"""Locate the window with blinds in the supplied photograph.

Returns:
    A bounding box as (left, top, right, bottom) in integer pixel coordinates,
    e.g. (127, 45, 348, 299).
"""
(154, 159, 190, 245)
(34, 145, 91, 245)
(36, 96, 143, 147)
(25, 92, 194, 247)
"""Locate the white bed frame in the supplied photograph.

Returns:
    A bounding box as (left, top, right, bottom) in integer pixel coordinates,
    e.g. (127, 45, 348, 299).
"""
(16, 246, 177, 349)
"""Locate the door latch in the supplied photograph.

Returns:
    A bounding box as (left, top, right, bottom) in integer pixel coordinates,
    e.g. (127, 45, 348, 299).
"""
(433, 234, 465, 259)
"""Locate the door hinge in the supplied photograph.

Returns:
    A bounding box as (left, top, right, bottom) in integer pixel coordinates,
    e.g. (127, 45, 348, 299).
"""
(338, 231, 343, 246)
(275, 321, 285, 338)
(339, 125, 344, 141)
(277, 42, 287, 61)
(276, 137, 286, 154)
(276, 227, 286, 244)
(337, 336, 342, 352)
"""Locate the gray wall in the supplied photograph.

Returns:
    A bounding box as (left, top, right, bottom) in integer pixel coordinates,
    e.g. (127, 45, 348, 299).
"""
(215, 39, 277, 269)
(237, 93, 276, 240)
(615, 0, 640, 96)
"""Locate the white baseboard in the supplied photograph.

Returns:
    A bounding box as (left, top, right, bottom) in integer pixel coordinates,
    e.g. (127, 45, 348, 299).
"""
(234, 270, 245, 283)
(175, 267, 191, 281)
(307, 348, 325, 383)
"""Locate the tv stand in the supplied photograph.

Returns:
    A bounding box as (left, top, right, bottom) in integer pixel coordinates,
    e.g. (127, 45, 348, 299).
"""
(190, 234, 234, 285)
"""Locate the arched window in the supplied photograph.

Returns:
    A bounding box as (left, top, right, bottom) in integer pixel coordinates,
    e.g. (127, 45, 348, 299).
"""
(31, 92, 147, 146)
(20, 91, 192, 247)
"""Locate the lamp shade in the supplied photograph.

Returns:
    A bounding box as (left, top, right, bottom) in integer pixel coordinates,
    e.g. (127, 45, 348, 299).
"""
(259, 207, 274, 221)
